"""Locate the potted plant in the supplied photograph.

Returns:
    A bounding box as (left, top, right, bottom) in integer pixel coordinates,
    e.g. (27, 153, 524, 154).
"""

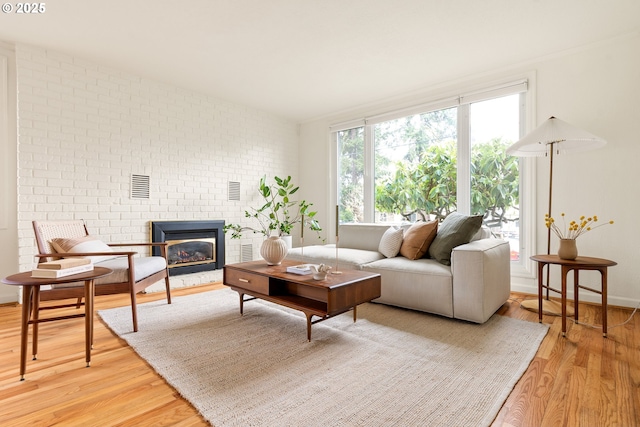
(224, 175, 322, 265)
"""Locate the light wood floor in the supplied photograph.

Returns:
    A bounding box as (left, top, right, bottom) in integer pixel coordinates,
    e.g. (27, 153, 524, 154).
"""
(0, 283, 638, 427)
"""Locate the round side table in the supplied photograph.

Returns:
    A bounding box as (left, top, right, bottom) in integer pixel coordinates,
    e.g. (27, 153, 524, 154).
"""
(530, 255, 616, 337)
(2, 267, 113, 380)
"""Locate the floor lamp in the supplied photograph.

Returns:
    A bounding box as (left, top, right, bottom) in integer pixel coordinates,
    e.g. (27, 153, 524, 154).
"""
(506, 116, 607, 315)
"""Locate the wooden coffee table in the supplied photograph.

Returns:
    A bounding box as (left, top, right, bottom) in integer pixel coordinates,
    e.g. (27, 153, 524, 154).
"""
(224, 260, 381, 341)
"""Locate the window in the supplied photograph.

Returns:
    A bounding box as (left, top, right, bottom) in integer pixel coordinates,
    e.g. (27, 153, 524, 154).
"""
(374, 107, 458, 224)
(336, 126, 365, 223)
(470, 95, 521, 261)
(334, 79, 529, 268)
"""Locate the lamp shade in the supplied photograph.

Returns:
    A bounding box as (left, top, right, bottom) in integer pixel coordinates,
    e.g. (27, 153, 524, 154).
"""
(506, 116, 607, 157)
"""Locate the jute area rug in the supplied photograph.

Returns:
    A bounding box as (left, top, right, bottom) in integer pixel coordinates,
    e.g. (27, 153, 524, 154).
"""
(99, 288, 548, 427)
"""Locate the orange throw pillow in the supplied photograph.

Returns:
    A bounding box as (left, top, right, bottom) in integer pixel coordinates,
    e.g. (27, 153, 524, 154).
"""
(399, 220, 438, 260)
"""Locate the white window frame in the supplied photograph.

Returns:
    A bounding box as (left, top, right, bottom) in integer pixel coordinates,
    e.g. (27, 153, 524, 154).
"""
(330, 74, 537, 278)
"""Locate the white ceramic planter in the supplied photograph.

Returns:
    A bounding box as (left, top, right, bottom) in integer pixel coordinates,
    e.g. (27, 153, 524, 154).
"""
(260, 236, 288, 265)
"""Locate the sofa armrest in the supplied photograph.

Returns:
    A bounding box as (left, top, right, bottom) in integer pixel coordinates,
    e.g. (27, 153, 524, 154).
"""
(451, 239, 511, 323)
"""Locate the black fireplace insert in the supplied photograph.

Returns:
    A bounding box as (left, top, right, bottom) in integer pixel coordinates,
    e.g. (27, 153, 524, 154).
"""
(150, 220, 225, 276)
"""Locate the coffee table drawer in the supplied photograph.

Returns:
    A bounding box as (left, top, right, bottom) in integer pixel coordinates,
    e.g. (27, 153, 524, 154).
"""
(225, 269, 269, 294)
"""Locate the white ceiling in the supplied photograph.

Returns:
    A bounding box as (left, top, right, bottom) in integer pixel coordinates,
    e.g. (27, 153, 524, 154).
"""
(1, 0, 639, 122)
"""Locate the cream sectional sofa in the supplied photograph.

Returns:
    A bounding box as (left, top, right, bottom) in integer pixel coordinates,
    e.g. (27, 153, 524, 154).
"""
(286, 222, 511, 323)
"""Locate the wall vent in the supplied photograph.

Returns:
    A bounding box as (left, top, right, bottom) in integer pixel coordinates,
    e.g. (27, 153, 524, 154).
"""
(228, 181, 240, 201)
(241, 244, 253, 262)
(130, 174, 150, 199)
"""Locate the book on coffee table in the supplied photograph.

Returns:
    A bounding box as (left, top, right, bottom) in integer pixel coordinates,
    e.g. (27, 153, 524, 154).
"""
(285, 264, 317, 275)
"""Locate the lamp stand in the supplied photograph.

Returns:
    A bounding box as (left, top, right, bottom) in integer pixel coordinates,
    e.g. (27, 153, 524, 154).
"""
(520, 142, 568, 316)
(332, 235, 342, 275)
(507, 116, 607, 317)
(521, 298, 574, 316)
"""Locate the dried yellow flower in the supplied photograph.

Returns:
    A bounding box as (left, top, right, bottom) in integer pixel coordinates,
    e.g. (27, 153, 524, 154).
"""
(544, 213, 614, 240)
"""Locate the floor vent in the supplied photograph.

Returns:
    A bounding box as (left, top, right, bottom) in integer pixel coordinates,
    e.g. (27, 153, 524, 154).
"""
(241, 244, 253, 262)
(131, 174, 150, 199)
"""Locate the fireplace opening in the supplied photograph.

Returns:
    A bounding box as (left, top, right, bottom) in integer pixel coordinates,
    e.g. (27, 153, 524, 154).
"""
(150, 220, 225, 276)
(167, 238, 216, 267)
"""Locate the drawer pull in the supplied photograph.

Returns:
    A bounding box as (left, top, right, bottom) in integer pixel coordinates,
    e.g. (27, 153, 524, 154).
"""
(238, 278, 250, 283)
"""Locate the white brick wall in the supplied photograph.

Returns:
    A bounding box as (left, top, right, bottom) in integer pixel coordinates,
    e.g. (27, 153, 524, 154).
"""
(16, 44, 299, 287)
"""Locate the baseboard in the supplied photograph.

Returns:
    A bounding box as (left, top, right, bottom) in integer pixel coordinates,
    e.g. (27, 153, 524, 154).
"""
(511, 282, 639, 310)
(145, 269, 224, 294)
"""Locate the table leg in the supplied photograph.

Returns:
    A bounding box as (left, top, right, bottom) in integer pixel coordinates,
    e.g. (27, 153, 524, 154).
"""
(32, 286, 40, 360)
(574, 269, 580, 324)
(19, 286, 33, 381)
(238, 292, 245, 315)
(561, 266, 568, 337)
(84, 279, 94, 367)
(601, 268, 608, 337)
(305, 313, 313, 342)
(353, 305, 357, 322)
(537, 262, 545, 323)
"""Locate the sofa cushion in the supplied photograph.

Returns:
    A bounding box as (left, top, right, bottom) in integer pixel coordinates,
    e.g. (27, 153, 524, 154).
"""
(378, 226, 404, 258)
(286, 245, 384, 270)
(338, 224, 391, 251)
(50, 235, 118, 263)
(399, 220, 438, 260)
(428, 213, 483, 265)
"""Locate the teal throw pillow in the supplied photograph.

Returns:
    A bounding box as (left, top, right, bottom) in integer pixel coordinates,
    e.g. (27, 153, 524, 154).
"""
(428, 212, 483, 265)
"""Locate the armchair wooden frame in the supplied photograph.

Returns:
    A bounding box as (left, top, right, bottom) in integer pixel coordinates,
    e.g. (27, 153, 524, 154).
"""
(32, 220, 172, 332)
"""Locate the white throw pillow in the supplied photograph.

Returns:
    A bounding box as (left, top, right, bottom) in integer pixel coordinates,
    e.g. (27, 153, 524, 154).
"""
(378, 226, 404, 258)
(50, 235, 118, 263)
(471, 225, 492, 241)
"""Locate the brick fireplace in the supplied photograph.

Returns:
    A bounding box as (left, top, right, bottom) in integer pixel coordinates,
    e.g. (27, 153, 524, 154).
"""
(150, 220, 225, 276)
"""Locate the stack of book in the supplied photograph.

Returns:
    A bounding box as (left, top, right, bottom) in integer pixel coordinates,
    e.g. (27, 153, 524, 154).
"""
(31, 258, 94, 279)
(286, 264, 318, 275)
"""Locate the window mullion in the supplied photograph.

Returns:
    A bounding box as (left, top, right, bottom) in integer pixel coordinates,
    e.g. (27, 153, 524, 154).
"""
(363, 123, 375, 223)
(457, 105, 471, 215)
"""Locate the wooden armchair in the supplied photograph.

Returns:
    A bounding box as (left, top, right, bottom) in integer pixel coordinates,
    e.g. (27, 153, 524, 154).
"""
(32, 220, 172, 332)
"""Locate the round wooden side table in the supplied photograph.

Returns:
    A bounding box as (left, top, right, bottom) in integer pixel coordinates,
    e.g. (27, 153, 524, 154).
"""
(530, 255, 616, 337)
(1, 267, 113, 380)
